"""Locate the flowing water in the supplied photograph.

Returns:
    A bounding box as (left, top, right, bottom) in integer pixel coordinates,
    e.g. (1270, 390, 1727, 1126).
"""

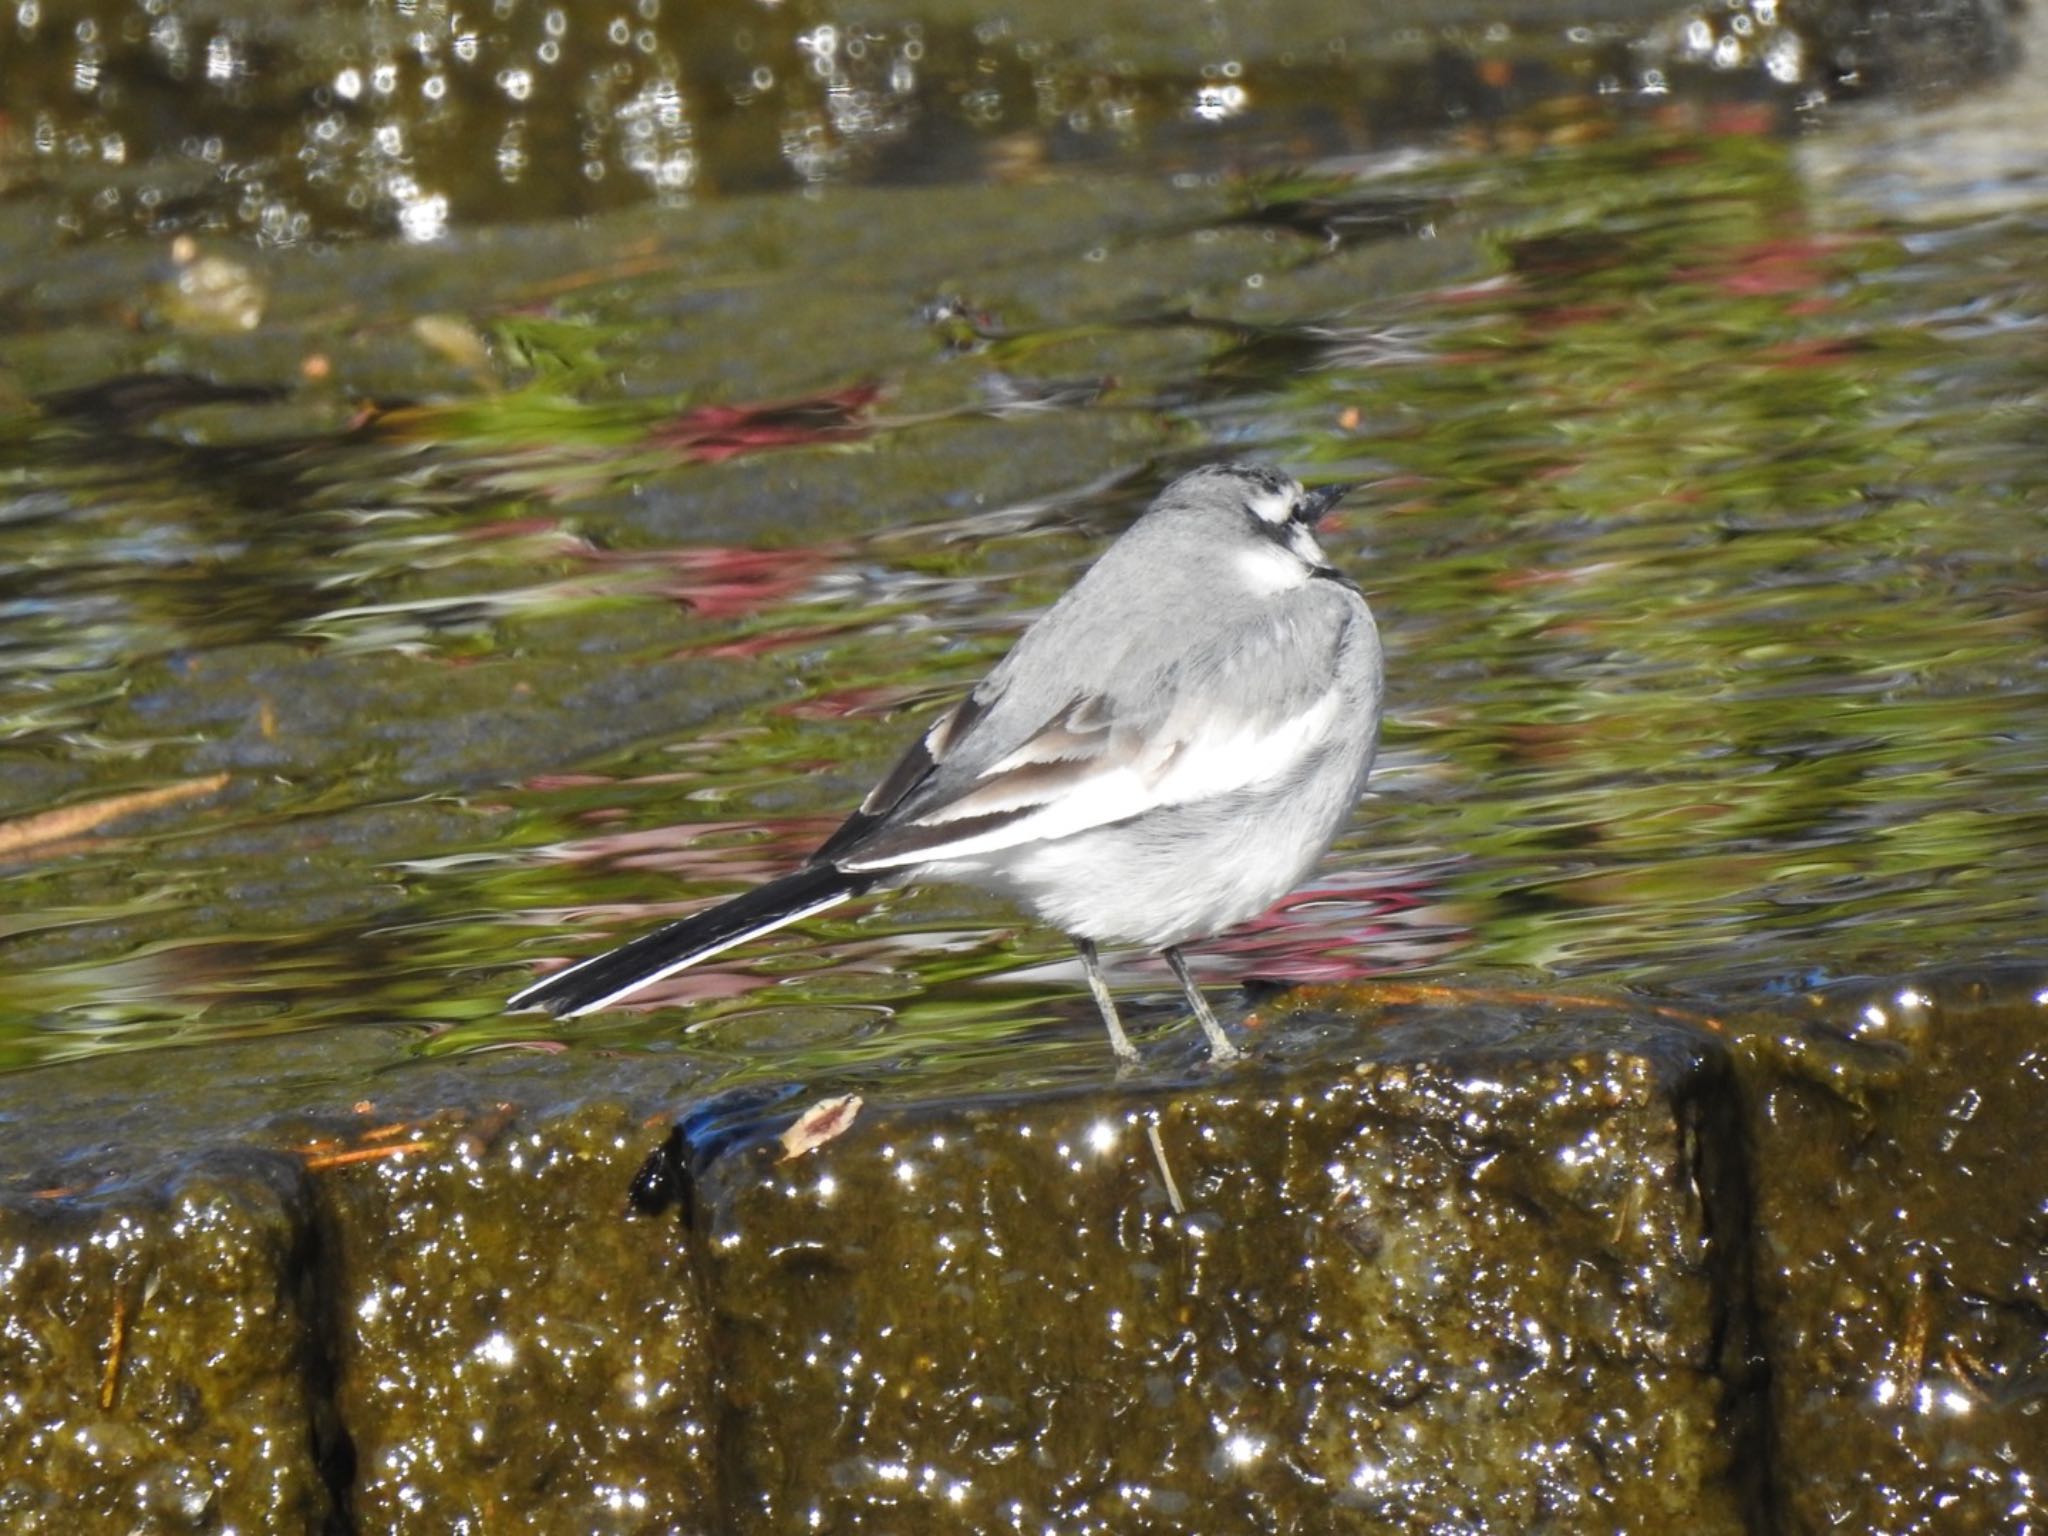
(0, 0, 2041, 1080)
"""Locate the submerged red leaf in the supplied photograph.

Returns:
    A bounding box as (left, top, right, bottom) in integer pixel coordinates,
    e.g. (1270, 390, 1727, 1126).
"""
(651, 382, 881, 463)
(579, 543, 838, 620)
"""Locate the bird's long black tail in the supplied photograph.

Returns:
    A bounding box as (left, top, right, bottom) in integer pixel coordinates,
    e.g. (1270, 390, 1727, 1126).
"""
(509, 863, 872, 1019)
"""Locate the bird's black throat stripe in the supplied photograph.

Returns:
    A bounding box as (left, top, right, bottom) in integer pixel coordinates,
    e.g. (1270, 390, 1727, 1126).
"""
(1311, 565, 1363, 594)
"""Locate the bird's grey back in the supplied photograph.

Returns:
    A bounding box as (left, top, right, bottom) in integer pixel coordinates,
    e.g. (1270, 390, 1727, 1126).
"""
(906, 488, 1373, 800)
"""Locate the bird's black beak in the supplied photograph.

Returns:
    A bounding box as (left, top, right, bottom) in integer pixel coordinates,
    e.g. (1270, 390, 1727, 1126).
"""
(1297, 481, 1359, 525)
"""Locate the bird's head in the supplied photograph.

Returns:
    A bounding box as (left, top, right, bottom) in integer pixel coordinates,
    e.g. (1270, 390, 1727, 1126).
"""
(1162, 462, 1359, 585)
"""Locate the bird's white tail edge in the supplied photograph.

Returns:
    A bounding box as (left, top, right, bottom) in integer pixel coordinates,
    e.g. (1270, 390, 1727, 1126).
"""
(510, 889, 855, 1017)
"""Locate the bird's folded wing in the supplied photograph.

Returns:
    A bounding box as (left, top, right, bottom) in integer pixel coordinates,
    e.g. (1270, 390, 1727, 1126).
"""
(837, 678, 1346, 871)
(809, 690, 987, 865)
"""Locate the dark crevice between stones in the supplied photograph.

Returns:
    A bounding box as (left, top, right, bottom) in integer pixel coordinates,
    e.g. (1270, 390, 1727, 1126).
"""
(1678, 1039, 1778, 1535)
(627, 1085, 810, 1533)
(296, 1173, 360, 1536)
(709, 1319, 765, 1536)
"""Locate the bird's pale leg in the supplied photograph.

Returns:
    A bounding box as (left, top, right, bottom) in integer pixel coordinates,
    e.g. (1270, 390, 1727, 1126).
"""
(1074, 938, 1139, 1063)
(1162, 946, 1241, 1063)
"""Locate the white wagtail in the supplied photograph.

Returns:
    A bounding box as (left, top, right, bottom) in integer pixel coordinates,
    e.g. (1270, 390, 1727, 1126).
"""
(510, 462, 1383, 1062)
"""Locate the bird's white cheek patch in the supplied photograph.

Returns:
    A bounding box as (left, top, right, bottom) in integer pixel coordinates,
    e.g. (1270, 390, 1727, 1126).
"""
(1236, 541, 1310, 594)
(1245, 486, 1297, 525)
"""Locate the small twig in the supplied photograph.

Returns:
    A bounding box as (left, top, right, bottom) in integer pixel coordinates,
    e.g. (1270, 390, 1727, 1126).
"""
(1145, 1121, 1186, 1215)
(1897, 1277, 1931, 1403)
(99, 1294, 128, 1410)
(0, 774, 231, 858)
(356, 1122, 425, 1144)
(299, 1140, 431, 1171)
(1939, 1344, 1996, 1406)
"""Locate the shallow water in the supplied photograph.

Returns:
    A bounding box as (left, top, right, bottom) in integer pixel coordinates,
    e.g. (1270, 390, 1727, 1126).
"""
(0, 0, 2041, 1076)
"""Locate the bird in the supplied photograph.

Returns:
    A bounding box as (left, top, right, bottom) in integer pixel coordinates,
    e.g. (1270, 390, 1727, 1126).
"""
(510, 462, 1384, 1063)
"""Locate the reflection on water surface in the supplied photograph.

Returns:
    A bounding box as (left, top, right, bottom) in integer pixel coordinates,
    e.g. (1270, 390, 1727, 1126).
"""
(0, 0, 2041, 1075)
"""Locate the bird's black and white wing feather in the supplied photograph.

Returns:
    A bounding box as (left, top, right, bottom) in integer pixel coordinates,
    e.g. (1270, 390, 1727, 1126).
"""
(830, 580, 1369, 874)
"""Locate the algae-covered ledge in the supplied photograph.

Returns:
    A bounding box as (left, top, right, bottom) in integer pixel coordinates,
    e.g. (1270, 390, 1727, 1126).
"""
(2, 968, 2044, 1532)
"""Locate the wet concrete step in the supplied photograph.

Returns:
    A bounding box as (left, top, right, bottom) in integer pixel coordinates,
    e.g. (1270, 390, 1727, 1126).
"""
(1, 967, 2041, 1532)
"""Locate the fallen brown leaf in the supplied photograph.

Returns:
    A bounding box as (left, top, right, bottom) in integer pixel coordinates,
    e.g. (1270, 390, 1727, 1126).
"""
(778, 1094, 863, 1162)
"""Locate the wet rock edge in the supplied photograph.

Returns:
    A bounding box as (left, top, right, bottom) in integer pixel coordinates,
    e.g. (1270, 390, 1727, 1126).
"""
(2, 963, 2043, 1531)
